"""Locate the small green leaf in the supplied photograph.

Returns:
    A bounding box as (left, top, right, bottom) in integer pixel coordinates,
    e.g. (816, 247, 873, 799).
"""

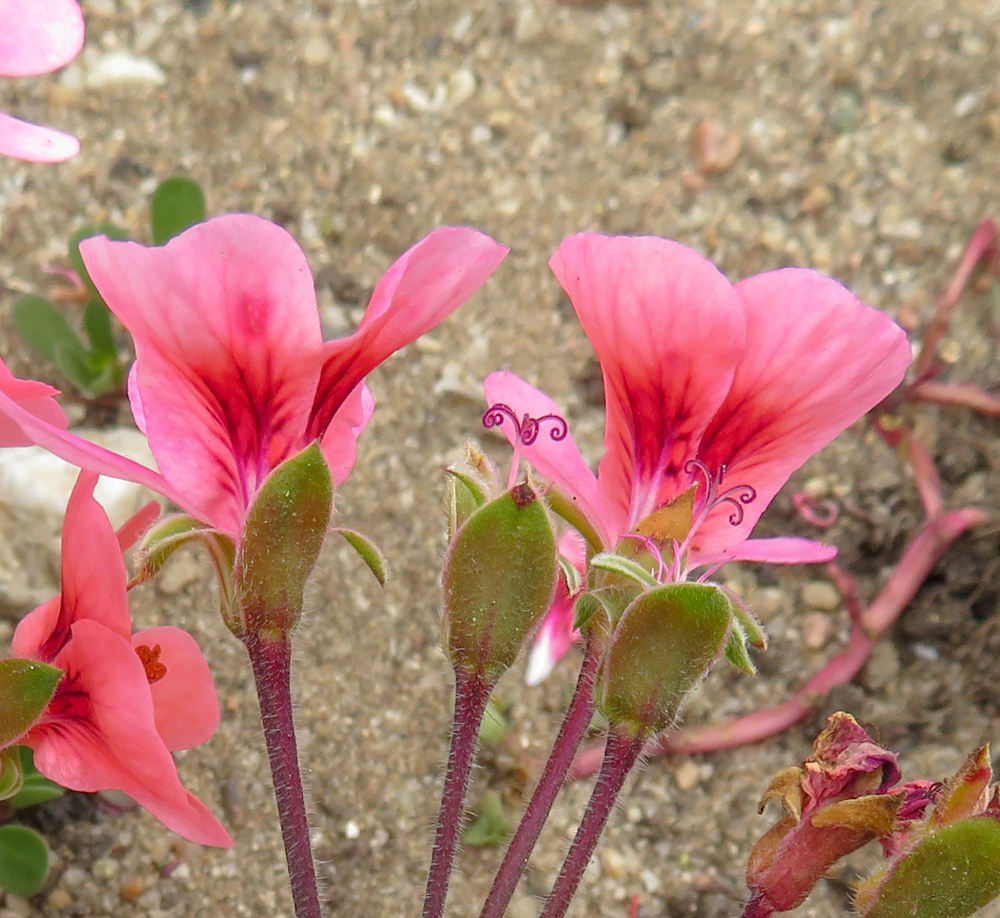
(548, 487, 604, 555)
(558, 555, 582, 597)
(7, 749, 65, 809)
(0, 660, 62, 747)
(12, 294, 85, 365)
(53, 340, 102, 392)
(333, 528, 387, 587)
(865, 818, 1000, 918)
(573, 592, 612, 632)
(83, 297, 117, 358)
(446, 466, 489, 538)
(0, 748, 24, 801)
(0, 824, 49, 897)
(478, 695, 513, 746)
(463, 791, 511, 847)
(69, 223, 128, 300)
(151, 177, 207, 244)
(733, 601, 767, 649)
(724, 620, 757, 675)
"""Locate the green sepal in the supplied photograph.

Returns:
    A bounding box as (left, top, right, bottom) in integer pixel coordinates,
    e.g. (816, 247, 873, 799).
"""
(0, 748, 24, 802)
(0, 659, 62, 748)
(588, 552, 659, 590)
(69, 223, 128, 300)
(724, 619, 757, 675)
(443, 483, 557, 680)
(558, 554, 583, 598)
(151, 176, 208, 244)
(863, 818, 1000, 918)
(445, 462, 490, 539)
(233, 442, 333, 639)
(135, 513, 236, 615)
(599, 583, 733, 736)
(7, 749, 64, 809)
(333, 527, 387, 587)
(733, 601, 767, 649)
(0, 824, 49, 897)
(463, 790, 512, 847)
(573, 591, 612, 632)
(547, 486, 604, 555)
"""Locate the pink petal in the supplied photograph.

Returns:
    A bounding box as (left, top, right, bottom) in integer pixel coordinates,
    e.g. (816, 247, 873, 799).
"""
(692, 536, 838, 569)
(694, 269, 911, 555)
(526, 597, 577, 686)
(0, 357, 67, 445)
(0, 110, 78, 162)
(13, 471, 132, 660)
(80, 215, 328, 534)
(549, 234, 746, 536)
(0, 0, 84, 76)
(0, 364, 175, 499)
(31, 620, 231, 846)
(483, 371, 611, 546)
(309, 228, 508, 437)
(133, 626, 219, 752)
(320, 382, 375, 487)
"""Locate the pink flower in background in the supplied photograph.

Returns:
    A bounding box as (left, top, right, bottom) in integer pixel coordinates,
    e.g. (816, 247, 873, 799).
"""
(12, 472, 231, 846)
(0, 0, 84, 162)
(0, 215, 508, 537)
(486, 233, 910, 568)
(486, 233, 910, 679)
(0, 361, 68, 445)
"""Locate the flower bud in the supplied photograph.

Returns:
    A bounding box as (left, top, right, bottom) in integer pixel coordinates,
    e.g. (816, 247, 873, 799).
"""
(598, 582, 732, 736)
(231, 442, 333, 639)
(443, 483, 557, 680)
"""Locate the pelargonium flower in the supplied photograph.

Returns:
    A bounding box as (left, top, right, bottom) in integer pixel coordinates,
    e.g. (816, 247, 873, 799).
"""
(0, 0, 84, 162)
(11, 471, 231, 846)
(485, 233, 910, 568)
(485, 233, 910, 678)
(0, 214, 508, 538)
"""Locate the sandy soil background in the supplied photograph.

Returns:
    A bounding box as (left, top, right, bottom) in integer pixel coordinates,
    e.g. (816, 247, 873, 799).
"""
(1, 0, 1000, 916)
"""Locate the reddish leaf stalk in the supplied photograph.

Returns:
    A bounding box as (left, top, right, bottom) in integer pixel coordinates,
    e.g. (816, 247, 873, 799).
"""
(539, 727, 646, 918)
(423, 668, 494, 918)
(570, 508, 986, 777)
(479, 634, 602, 918)
(242, 632, 322, 918)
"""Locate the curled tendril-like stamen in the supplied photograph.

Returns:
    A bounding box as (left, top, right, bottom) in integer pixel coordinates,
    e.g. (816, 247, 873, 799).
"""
(683, 458, 756, 526)
(482, 403, 568, 445)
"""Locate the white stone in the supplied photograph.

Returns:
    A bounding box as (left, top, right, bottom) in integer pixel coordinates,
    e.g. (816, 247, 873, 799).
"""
(86, 51, 166, 89)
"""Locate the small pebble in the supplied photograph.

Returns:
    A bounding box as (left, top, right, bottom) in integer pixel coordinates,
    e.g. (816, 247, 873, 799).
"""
(801, 580, 840, 612)
(45, 889, 72, 911)
(690, 121, 742, 175)
(600, 848, 627, 881)
(801, 611, 835, 651)
(674, 759, 702, 791)
(120, 877, 147, 902)
(302, 36, 332, 66)
(86, 51, 166, 89)
(800, 185, 834, 214)
(507, 894, 538, 918)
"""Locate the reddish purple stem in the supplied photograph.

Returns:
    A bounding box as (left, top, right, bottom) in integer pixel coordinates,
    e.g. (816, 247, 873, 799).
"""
(479, 634, 602, 918)
(540, 727, 647, 918)
(242, 632, 322, 918)
(423, 668, 494, 918)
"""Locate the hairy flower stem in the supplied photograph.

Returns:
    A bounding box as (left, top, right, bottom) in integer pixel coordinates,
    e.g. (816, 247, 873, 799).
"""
(243, 632, 322, 918)
(423, 668, 494, 918)
(479, 636, 602, 918)
(539, 726, 647, 918)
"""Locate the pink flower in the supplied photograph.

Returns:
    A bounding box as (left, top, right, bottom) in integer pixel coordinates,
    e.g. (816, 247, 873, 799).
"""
(485, 233, 910, 570)
(0, 0, 84, 162)
(11, 471, 231, 846)
(0, 360, 69, 445)
(0, 215, 508, 537)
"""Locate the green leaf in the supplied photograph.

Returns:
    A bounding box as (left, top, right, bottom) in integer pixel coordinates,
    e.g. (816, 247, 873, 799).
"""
(0, 824, 49, 897)
(83, 297, 117, 358)
(865, 819, 1000, 918)
(733, 601, 767, 649)
(0, 748, 24, 801)
(463, 791, 511, 847)
(12, 294, 86, 365)
(7, 749, 65, 809)
(446, 466, 489, 538)
(573, 591, 612, 632)
(724, 620, 757, 675)
(333, 528, 387, 587)
(53, 340, 103, 392)
(69, 223, 129, 300)
(151, 177, 207, 244)
(0, 659, 62, 747)
(478, 695, 513, 746)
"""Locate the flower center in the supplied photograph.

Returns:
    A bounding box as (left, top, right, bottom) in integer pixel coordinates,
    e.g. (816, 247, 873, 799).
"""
(684, 459, 757, 526)
(482, 403, 568, 445)
(135, 644, 168, 684)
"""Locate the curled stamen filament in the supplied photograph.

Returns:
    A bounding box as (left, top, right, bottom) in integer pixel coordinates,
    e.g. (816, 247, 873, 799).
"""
(683, 459, 757, 526)
(483, 403, 568, 445)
